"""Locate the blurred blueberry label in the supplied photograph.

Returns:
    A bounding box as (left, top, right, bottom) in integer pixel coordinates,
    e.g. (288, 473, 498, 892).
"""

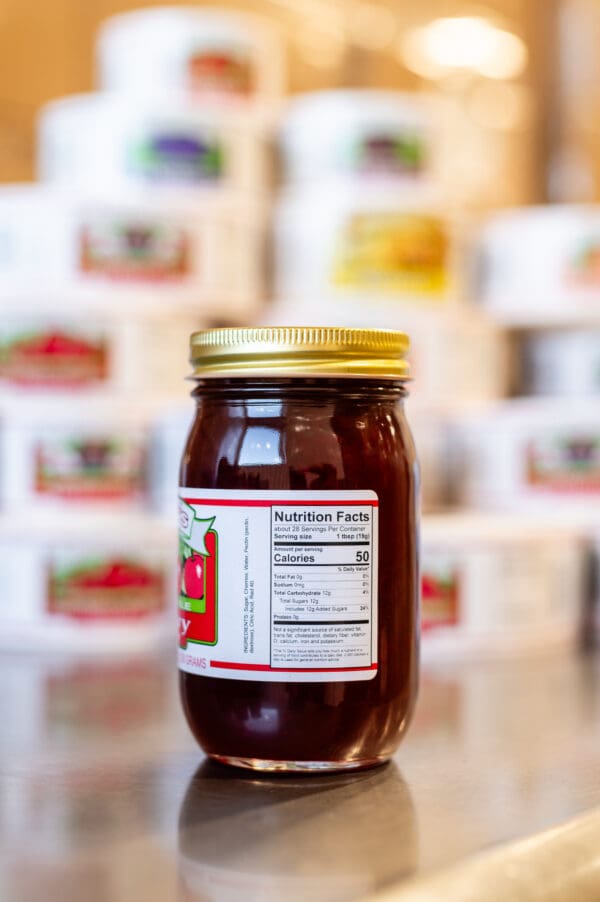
(129, 131, 224, 183)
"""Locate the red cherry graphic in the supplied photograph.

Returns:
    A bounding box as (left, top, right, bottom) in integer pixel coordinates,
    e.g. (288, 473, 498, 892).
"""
(421, 575, 439, 599)
(182, 554, 204, 599)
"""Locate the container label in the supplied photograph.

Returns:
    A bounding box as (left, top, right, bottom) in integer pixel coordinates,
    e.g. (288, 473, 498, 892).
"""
(0, 328, 108, 388)
(187, 50, 253, 96)
(332, 212, 448, 296)
(565, 237, 600, 287)
(351, 132, 426, 177)
(47, 555, 165, 619)
(525, 434, 600, 492)
(421, 557, 460, 632)
(178, 488, 378, 682)
(128, 131, 224, 184)
(35, 435, 146, 501)
(79, 219, 189, 281)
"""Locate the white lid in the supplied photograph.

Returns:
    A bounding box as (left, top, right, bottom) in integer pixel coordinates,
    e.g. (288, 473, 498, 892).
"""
(0, 180, 265, 214)
(98, 5, 275, 46)
(277, 180, 442, 213)
(422, 511, 586, 546)
(38, 90, 268, 131)
(0, 512, 174, 544)
(0, 394, 183, 424)
(483, 203, 600, 234)
(449, 396, 600, 424)
(282, 90, 433, 132)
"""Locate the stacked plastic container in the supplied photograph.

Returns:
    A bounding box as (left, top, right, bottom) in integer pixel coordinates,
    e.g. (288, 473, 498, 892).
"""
(267, 91, 588, 660)
(268, 90, 509, 513)
(0, 6, 283, 651)
(442, 205, 600, 645)
(417, 208, 597, 658)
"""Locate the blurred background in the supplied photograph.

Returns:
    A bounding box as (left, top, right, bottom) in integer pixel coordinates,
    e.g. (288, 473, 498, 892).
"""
(2, 2, 600, 900)
(0, 0, 598, 656)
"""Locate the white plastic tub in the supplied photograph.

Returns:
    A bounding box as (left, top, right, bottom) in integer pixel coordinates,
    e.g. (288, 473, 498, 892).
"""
(274, 184, 459, 305)
(406, 404, 451, 512)
(97, 7, 284, 103)
(521, 329, 600, 397)
(0, 398, 158, 513)
(0, 515, 175, 652)
(421, 513, 585, 657)
(449, 399, 600, 512)
(263, 302, 507, 403)
(280, 90, 436, 186)
(0, 309, 198, 397)
(37, 93, 270, 193)
(479, 205, 600, 323)
(0, 185, 265, 318)
(150, 407, 193, 516)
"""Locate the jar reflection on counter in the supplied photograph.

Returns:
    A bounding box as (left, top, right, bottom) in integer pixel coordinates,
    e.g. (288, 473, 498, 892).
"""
(178, 328, 419, 773)
(178, 760, 417, 900)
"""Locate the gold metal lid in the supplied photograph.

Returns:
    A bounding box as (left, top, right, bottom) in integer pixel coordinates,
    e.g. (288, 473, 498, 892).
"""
(189, 326, 410, 379)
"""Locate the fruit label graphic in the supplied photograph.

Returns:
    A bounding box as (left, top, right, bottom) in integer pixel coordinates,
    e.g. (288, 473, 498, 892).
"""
(47, 555, 165, 619)
(35, 435, 146, 501)
(129, 131, 224, 183)
(351, 132, 425, 177)
(79, 219, 189, 281)
(187, 49, 253, 96)
(421, 560, 460, 632)
(526, 434, 600, 492)
(565, 238, 600, 287)
(0, 328, 108, 388)
(332, 213, 448, 296)
(179, 498, 218, 647)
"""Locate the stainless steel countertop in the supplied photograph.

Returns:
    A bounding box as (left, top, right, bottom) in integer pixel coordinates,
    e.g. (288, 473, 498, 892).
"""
(2, 649, 600, 901)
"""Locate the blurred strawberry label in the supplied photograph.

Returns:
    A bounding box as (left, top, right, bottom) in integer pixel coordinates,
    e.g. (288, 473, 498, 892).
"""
(421, 560, 460, 631)
(129, 131, 224, 183)
(34, 435, 146, 501)
(0, 328, 108, 388)
(526, 434, 600, 492)
(79, 218, 189, 281)
(47, 555, 165, 619)
(178, 498, 218, 647)
(187, 50, 253, 96)
(332, 213, 448, 296)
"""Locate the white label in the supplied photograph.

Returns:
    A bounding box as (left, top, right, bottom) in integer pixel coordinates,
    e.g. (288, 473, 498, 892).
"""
(178, 488, 378, 682)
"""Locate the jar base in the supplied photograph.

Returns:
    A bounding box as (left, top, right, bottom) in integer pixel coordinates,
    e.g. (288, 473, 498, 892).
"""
(208, 754, 390, 774)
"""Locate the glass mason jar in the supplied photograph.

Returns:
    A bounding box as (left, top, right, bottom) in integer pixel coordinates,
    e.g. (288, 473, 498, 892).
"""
(178, 327, 419, 773)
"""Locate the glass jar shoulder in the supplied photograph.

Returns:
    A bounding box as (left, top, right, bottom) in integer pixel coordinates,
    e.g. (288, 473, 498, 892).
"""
(181, 381, 415, 491)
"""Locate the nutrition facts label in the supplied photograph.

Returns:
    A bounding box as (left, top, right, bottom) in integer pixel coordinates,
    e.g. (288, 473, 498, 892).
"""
(178, 488, 379, 683)
(270, 502, 377, 673)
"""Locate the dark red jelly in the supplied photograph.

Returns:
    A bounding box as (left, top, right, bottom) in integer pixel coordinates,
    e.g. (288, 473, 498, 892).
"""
(178, 329, 419, 773)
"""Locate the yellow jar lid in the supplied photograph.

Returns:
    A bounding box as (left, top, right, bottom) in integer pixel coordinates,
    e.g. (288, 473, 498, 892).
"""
(190, 326, 410, 379)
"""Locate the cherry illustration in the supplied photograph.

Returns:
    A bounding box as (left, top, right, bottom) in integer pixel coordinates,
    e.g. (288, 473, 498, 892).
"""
(182, 554, 204, 599)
